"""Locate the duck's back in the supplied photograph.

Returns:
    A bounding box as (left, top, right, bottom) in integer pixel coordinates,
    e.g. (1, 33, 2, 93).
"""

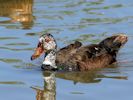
(68, 44, 115, 71)
(56, 34, 127, 71)
(56, 42, 114, 71)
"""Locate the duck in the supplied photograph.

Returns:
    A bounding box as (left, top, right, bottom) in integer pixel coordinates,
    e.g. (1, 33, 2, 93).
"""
(31, 33, 128, 71)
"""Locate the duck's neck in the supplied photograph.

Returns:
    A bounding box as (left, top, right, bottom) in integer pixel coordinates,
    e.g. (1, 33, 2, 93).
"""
(43, 50, 57, 69)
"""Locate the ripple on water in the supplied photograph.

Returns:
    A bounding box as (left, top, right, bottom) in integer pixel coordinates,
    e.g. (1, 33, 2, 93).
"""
(0, 17, 11, 22)
(0, 58, 22, 63)
(0, 46, 33, 51)
(0, 81, 25, 85)
(0, 37, 19, 40)
(5, 43, 29, 46)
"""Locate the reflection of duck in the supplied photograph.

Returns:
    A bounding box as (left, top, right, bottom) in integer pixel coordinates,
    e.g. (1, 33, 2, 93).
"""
(55, 71, 127, 84)
(31, 73, 56, 100)
(32, 71, 127, 100)
(31, 33, 128, 71)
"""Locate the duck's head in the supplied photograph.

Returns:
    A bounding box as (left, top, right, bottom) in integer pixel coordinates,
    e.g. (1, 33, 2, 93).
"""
(31, 33, 57, 60)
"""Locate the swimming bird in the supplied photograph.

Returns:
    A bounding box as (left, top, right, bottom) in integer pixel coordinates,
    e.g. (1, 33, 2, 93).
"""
(31, 33, 128, 71)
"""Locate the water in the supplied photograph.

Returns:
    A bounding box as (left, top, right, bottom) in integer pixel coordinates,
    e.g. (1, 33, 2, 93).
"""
(0, 0, 133, 100)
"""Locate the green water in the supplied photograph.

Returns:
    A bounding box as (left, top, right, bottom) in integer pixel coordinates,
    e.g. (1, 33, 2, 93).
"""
(0, 0, 133, 100)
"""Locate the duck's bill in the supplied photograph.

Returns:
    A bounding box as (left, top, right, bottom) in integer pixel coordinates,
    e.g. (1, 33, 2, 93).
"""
(31, 42, 45, 60)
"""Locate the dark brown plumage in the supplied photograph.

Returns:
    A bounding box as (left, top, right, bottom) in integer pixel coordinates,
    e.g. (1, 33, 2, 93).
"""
(55, 34, 128, 71)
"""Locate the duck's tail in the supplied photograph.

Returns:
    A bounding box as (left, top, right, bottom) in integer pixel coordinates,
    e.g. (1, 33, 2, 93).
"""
(99, 34, 128, 54)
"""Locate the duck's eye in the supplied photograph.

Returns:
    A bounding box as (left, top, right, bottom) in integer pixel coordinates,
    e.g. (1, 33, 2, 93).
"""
(47, 34, 51, 36)
(45, 37, 52, 43)
(45, 38, 48, 41)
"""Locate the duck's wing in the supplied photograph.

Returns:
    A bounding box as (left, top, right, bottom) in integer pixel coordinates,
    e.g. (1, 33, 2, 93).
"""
(59, 41, 82, 51)
(65, 44, 114, 71)
(85, 44, 107, 58)
(56, 41, 82, 65)
(74, 44, 107, 60)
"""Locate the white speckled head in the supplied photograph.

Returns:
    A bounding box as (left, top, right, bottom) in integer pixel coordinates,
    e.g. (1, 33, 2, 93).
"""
(39, 33, 57, 51)
(31, 33, 57, 60)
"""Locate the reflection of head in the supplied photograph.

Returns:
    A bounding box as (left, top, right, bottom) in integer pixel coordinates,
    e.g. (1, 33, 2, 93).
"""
(43, 73, 56, 91)
(32, 73, 56, 100)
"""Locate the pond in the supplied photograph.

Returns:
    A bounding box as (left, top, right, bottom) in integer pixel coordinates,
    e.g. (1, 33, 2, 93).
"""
(0, 0, 133, 100)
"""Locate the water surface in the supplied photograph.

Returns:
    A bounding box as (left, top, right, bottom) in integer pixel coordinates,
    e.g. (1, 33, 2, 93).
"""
(0, 0, 133, 100)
